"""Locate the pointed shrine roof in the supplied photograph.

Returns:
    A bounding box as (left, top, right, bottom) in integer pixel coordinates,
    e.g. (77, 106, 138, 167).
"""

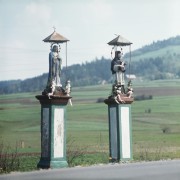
(108, 35, 132, 46)
(43, 30, 69, 43)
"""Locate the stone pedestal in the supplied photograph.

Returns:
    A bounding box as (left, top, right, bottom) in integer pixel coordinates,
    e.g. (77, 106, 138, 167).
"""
(104, 98, 133, 162)
(36, 95, 71, 169)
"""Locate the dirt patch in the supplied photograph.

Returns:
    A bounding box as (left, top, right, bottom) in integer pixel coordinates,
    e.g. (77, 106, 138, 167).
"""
(0, 98, 38, 105)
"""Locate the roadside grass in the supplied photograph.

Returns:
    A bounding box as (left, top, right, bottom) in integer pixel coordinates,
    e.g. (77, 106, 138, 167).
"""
(17, 153, 109, 172)
(0, 79, 180, 172)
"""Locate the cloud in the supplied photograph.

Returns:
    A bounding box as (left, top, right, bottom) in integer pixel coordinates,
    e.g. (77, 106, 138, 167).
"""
(24, 2, 52, 26)
(170, 0, 180, 35)
(89, 0, 113, 21)
(80, 0, 113, 26)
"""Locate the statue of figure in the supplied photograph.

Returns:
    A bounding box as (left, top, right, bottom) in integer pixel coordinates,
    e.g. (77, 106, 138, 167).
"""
(48, 44, 62, 87)
(127, 87, 133, 98)
(47, 80, 56, 99)
(65, 80, 72, 106)
(111, 51, 126, 93)
(114, 85, 125, 104)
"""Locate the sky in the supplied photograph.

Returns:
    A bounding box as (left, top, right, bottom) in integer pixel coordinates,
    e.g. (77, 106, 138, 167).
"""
(0, 0, 180, 81)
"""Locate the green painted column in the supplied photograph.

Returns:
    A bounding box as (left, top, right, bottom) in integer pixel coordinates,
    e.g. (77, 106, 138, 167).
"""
(105, 99, 133, 162)
(36, 95, 71, 169)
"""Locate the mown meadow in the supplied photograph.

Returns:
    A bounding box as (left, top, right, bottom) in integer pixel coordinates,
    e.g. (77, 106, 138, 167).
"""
(1, 79, 180, 171)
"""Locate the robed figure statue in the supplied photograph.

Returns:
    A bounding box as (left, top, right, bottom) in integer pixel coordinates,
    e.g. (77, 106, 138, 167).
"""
(111, 50, 126, 93)
(48, 45, 62, 87)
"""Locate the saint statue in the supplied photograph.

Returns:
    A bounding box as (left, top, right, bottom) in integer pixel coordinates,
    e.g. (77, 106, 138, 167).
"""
(111, 51, 126, 93)
(42, 29, 71, 98)
(48, 44, 62, 87)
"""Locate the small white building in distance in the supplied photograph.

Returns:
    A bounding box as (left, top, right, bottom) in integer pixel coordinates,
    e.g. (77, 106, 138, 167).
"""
(126, 74, 136, 80)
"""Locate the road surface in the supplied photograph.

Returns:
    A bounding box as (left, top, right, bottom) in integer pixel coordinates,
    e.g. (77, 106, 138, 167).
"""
(0, 160, 180, 180)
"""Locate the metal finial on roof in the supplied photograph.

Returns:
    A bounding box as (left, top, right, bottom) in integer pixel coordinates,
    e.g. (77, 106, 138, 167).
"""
(53, 26, 56, 32)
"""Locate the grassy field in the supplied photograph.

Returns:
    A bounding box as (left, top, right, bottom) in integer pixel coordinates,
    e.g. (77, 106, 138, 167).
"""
(1, 79, 180, 162)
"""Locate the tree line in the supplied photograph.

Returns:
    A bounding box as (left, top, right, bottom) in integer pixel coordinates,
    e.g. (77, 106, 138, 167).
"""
(0, 57, 112, 94)
(1, 55, 180, 94)
(1, 36, 180, 94)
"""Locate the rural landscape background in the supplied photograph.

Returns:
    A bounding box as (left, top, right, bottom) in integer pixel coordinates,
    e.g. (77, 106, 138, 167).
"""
(1, 36, 180, 172)
(1, 36, 180, 93)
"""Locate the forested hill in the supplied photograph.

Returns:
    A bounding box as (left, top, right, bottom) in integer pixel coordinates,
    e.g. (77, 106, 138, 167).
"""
(129, 35, 180, 80)
(1, 35, 180, 94)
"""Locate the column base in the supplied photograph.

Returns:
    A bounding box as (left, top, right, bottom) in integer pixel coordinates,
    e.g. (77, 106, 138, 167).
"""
(37, 158, 68, 169)
(50, 160, 68, 168)
(37, 158, 50, 169)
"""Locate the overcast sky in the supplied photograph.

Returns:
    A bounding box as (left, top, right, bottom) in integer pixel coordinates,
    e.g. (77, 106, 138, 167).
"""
(0, 0, 180, 81)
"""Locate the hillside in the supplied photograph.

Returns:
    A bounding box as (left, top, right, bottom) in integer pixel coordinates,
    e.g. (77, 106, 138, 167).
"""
(1, 35, 180, 94)
(130, 37, 180, 80)
(126, 35, 180, 58)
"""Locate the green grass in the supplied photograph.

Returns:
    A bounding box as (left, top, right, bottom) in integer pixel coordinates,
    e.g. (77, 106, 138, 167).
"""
(1, 79, 180, 166)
